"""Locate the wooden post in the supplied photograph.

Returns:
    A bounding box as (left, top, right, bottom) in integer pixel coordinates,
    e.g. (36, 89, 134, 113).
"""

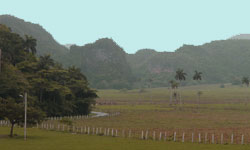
(141, 130, 144, 139)
(88, 127, 90, 135)
(221, 134, 223, 144)
(115, 129, 118, 137)
(198, 133, 201, 143)
(205, 133, 207, 144)
(182, 132, 185, 142)
(122, 129, 125, 137)
(241, 134, 244, 145)
(153, 131, 156, 140)
(159, 132, 162, 141)
(164, 132, 167, 141)
(174, 132, 176, 142)
(92, 128, 95, 135)
(231, 134, 234, 144)
(96, 128, 98, 135)
(145, 130, 148, 140)
(107, 128, 110, 136)
(192, 133, 194, 143)
(212, 134, 214, 144)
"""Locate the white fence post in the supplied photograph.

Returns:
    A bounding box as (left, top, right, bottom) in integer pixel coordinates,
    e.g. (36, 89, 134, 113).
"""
(221, 134, 223, 144)
(212, 134, 214, 144)
(153, 131, 156, 140)
(231, 134, 234, 144)
(241, 134, 244, 145)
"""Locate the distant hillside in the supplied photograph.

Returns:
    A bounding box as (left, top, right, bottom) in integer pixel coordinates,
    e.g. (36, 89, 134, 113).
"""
(127, 40, 250, 87)
(0, 15, 68, 61)
(230, 34, 250, 40)
(64, 38, 135, 89)
(2, 15, 250, 89)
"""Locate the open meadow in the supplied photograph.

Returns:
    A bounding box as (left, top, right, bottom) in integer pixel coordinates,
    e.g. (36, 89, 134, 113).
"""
(2, 84, 250, 149)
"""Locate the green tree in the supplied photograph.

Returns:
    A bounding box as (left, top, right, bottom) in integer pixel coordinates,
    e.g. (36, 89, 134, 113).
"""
(169, 80, 179, 104)
(0, 64, 45, 137)
(0, 97, 45, 137)
(193, 70, 202, 104)
(24, 35, 37, 54)
(242, 77, 249, 87)
(175, 69, 187, 104)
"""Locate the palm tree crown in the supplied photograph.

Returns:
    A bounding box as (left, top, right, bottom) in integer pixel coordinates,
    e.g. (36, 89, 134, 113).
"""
(242, 77, 249, 87)
(24, 35, 37, 54)
(193, 70, 202, 81)
(175, 69, 187, 81)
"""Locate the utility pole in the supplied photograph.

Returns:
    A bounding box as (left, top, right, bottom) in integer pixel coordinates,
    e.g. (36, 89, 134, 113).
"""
(24, 92, 27, 140)
(0, 48, 2, 74)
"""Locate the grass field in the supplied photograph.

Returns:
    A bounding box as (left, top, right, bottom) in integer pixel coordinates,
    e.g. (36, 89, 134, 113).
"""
(97, 84, 250, 104)
(2, 84, 250, 149)
(73, 84, 250, 130)
(0, 127, 250, 150)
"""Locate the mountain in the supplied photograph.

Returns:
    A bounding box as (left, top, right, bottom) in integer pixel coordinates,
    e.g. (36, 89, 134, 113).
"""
(2, 15, 250, 89)
(64, 38, 135, 89)
(0, 15, 68, 61)
(127, 40, 250, 87)
(230, 34, 250, 40)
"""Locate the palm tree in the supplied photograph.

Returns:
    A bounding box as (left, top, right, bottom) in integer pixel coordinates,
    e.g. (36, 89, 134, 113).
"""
(24, 35, 37, 54)
(148, 78, 153, 101)
(169, 80, 179, 104)
(193, 70, 202, 104)
(242, 77, 249, 87)
(242, 77, 249, 104)
(38, 55, 54, 70)
(175, 69, 187, 104)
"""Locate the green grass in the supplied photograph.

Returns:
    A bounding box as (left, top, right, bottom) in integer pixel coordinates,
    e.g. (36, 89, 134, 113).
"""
(0, 127, 249, 150)
(96, 84, 250, 104)
(3, 84, 250, 149)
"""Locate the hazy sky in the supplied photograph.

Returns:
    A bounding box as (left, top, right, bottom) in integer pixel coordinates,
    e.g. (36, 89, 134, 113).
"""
(0, 0, 250, 53)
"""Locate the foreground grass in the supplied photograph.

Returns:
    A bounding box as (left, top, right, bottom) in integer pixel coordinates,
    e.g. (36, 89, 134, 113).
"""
(0, 127, 249, 150)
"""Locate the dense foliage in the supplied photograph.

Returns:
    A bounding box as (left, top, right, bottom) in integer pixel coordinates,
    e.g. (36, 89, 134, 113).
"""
(64, 38, 135, 89)
(0, 24, 97, 122)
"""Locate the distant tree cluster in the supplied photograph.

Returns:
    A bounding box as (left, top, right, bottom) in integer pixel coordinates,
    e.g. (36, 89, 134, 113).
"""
(0, 24, 97, 136)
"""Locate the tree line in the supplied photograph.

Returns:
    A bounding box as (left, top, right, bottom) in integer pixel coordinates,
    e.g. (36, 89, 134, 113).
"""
(0, 24, 97, 136)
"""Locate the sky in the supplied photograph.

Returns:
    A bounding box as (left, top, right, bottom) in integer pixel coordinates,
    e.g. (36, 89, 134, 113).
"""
(0, 0, 250, 53)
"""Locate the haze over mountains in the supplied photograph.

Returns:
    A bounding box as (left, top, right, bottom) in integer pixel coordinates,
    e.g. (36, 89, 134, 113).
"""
(0, 15, 250, 89)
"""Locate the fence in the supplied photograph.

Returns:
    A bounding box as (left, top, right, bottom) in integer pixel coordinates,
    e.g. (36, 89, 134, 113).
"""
(0, 115, 247, 145)
(36, 122, 246, 145)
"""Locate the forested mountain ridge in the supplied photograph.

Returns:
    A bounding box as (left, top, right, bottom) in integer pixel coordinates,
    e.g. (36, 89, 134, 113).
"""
(64, 38, 135, 89)
(0, 15, 68, 61)
(127, 40, 250, 87)
(1, 15, 250, 89)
